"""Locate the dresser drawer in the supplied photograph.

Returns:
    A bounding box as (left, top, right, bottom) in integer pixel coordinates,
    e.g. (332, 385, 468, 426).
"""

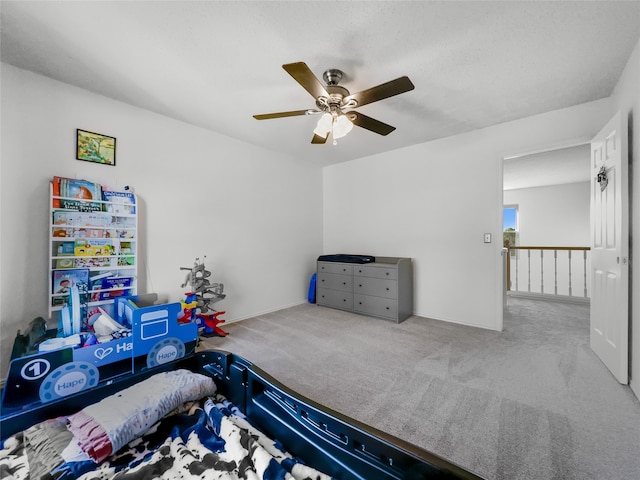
(317, 272, 353, 292)
(317, 288, 354, 310)
(318, 262, 353, 275)
(353, 264, 397, 280)
(354, 294, 397, 319)
(354, 277, 397, 299)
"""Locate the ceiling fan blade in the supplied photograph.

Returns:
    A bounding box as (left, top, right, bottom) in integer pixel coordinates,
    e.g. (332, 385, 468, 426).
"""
(283, 62, 330, 99)
(253, 109, 310, 120)
(311, 133, 328, 144)
(344, 76, 415, 108)
(348, 111, 396, 136)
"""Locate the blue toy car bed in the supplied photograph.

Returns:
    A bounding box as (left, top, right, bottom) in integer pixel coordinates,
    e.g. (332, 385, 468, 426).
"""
(0, 348, 484, 479)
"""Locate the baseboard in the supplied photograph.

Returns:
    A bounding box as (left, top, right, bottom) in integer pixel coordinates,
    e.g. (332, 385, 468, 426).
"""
(411, 311, 501, 332)
(227, 299, 309, 323)
(507, 291, 590, 305)
(631, 377, 639, 402)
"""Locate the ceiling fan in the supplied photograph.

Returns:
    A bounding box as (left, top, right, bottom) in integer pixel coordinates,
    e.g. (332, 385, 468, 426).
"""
(253, 62, 415, 145)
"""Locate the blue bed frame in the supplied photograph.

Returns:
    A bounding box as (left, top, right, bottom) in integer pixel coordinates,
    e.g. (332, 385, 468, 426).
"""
(0, 349, 484, 480)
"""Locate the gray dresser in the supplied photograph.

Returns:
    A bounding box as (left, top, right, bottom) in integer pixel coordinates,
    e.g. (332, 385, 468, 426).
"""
(316, 257, 413, 323)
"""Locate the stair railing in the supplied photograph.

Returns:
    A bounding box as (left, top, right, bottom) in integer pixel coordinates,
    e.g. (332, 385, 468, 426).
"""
(505, 245, 591, 300)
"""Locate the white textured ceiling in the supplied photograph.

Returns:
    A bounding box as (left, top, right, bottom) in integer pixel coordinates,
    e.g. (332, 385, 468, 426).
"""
(1, 1, 639, 166)
(503, 144, 591, 190)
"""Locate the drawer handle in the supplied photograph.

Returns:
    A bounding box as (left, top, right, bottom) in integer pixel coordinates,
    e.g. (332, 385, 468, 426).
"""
(385, 272, 389, 276)
(386, 287, 389, 291)
(343, 282, 346, 285)
(359, 284, 362, 287)
(359, 302, 362, 305)
(386, 307, 390, 310)
(343, 299, 347, 302)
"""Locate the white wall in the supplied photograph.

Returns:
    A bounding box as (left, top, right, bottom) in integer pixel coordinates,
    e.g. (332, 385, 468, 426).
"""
(0, 64, 324, 377)
(323, 99, 612, 331)
(504, 182, 590, 246)
(611, 38, 640, 398)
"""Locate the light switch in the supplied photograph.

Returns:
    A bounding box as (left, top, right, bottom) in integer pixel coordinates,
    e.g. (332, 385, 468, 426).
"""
(484, 233, 491, 243)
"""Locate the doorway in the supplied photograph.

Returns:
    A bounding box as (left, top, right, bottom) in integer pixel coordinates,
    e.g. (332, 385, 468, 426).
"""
(502, 144, 592, 302)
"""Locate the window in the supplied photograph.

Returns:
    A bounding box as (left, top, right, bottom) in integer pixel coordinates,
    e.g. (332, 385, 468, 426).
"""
(503, 206, 518, 252)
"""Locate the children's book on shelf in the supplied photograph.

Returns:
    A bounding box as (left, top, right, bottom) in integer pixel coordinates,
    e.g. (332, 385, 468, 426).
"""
(56, 258, 75, 269)
(116, 227, 135, 239)
(102, 190, 136, 214)
(74, 239, 114, 267)
(74, 257, 112, 268)
(74, 238, 114, 257)
(91, 276, 134, 301)
(52, 176, 103, 212)
(89, 271, 115, 290)
(55, 242, 75, 268)
(118, 257, 135, 267)
(57, 241, 75, 256)
(119, 241, 133, 254)
(53, 227, 111, 239)
(53, 211, 113, 227)
(51, 268, 89, 306)
(118, 240, 135, 266)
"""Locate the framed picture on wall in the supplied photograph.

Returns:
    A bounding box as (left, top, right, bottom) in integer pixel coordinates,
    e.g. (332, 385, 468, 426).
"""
(76, 129, 116, 166)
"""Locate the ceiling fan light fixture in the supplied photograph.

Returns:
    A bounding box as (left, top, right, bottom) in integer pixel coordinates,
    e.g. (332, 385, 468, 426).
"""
(313, 112, 333, 136)
(332, 114, 353, 139)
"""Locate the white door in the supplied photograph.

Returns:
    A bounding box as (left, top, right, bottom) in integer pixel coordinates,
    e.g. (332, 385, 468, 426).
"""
(590, 112, 629, 384)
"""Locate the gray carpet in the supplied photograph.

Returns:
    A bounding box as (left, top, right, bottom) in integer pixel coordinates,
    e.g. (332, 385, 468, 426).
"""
(200, 297, 640, 480)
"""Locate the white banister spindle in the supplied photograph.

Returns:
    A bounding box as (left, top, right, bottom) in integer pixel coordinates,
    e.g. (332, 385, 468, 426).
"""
(568, 250, 572, 297)
(553, 250, 558, 295)
(527, 250, 531, 292)
(515, 251, 519, 291)
(540, 250, 544, 293)
(583, 250, 588, 298)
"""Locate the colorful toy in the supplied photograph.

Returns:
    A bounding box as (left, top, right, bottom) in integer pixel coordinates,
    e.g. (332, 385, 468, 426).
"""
(180, 257, 228, 337)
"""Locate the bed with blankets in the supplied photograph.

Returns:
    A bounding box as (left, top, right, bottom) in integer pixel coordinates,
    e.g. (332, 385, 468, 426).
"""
(0, 350, 483, 480)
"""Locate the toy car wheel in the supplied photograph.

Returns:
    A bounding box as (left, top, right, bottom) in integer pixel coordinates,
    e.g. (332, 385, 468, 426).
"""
(146, 337, 185, 368)
(39, 362, 99, 402)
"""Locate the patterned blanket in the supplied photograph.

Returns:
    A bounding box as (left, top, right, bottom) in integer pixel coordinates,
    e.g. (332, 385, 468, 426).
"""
(0, 374, 332, 480)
